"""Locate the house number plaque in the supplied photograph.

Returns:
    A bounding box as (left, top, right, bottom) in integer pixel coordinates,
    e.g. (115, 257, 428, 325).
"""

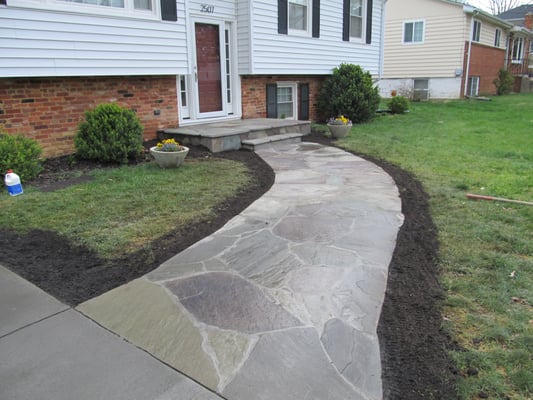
(200, 4, 215, 13)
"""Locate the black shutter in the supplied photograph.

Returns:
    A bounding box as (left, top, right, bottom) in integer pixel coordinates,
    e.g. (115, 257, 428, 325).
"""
(299, 84, 310, 120)
(312, 0, 320, 38)
(161, 0, 177, 21)
(0, 0, 6, 5)
(366, 0, 373, 44)
(278, 0, 288, 34)
(342, 0, 350, 42)
(266, 84, 278, 119)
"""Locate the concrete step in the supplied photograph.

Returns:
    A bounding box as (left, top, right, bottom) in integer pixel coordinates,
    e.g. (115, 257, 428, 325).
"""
(241, 133, 304, 151)
(160, 119, 310, 153)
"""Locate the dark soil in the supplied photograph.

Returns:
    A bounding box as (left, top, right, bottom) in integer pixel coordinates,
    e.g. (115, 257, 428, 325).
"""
(0, 136, 457, 399)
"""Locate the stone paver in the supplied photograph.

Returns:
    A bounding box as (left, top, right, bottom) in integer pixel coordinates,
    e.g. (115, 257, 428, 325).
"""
(78, 142, 403, 400)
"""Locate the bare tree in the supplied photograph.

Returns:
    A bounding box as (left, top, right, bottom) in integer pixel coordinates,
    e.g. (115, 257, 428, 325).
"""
(486, 0, 524, 14)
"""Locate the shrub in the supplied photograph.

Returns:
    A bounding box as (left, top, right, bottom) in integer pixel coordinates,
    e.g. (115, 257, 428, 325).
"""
(318, 63, 380, 124)
(75, 103, 144, 164)
(388, 95, 410, 114)
(0, 133, 43, 181)
(493, 69, 514, 95)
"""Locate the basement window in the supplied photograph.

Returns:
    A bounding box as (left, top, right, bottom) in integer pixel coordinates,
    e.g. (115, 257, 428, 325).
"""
(467, 76, 479, 97)
(277, 84, 297, 119)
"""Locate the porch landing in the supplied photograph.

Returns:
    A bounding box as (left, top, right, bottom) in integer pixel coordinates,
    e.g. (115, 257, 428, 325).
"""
(160, 119, 311, 153)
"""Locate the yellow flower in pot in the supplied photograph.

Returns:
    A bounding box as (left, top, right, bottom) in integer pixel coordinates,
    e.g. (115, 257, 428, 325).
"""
(150, 138, 189, 168)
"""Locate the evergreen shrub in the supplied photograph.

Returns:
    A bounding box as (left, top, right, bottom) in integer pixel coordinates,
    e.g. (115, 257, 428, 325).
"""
(75, 103, 144, 164)
(388, 95, 410, 114)
(0, 132, 43, 181)
(318, 63, 380, 124)
(493, 69, 514, 95)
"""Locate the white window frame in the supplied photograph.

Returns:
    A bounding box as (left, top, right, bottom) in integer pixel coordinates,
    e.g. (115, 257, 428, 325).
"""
(512, 37, 524, 63)
(494, 28, 501, 48)
(178, 75, 190, 120)
(403, 20, 424, 44)
(276, 82, 298, 120)
(472, 20, 481, 42)
(467, 76, 479, 97)
(9, 0, 159, 19)
(349, 0, 365, 40)
(413, 78, 429, 100)
(288, 0, 311, 36)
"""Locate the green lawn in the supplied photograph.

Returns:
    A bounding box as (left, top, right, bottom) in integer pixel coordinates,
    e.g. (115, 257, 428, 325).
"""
(1, 95, 531, 398)
(0, 158, 251, 258)
(338, 95, 533, 399)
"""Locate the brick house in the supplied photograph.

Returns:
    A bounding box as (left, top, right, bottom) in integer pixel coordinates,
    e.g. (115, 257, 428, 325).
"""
(378, 0, 530, 99)
(0, 0, 386, 157)
(497, 6, 533, 92)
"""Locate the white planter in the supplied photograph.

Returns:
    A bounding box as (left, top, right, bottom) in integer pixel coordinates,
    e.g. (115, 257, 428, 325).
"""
(150, 146, 189, 168)
(327, 123, 352, 139)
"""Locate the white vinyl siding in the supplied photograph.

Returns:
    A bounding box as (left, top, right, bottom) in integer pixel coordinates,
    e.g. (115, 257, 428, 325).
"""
(188, 0, 236, 20)
(236, 0, 252, 73)
(0, 6, 187, 77)
(241, 0, 384, 75)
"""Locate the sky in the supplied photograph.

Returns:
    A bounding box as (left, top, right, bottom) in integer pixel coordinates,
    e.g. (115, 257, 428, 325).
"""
(468, 0, 532, 13)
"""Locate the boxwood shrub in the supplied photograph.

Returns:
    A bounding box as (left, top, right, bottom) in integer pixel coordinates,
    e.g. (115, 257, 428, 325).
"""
(0, 132, 43, 181)
(75, 103, 144, 164)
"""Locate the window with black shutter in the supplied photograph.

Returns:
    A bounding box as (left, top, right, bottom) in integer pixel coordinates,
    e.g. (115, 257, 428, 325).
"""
(161, 0, 177, 21)
(343, 0, 372, 43)
(312, 0, 320, 38)
(279, 0, 320, 37)
(366, 0, 372, 44)
(266, 84, 278, 119)
(299, 84, 310, 120)
(278, 0, 288, 34)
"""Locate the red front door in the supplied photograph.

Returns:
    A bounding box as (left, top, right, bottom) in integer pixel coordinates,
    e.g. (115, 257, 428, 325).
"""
(195, 23, 223, 114)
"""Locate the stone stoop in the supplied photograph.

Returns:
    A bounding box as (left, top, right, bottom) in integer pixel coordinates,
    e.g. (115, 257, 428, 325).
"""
(160, 119, 310, 153)
(241, 133, 304, 151)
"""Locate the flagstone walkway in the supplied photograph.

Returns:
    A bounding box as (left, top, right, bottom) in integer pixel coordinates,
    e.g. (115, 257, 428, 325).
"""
(78, 142, 403, 400)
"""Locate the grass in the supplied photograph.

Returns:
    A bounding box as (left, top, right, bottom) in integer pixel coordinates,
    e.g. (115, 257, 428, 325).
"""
(337, 94, 533, 399)
(0, 158, 251, 258)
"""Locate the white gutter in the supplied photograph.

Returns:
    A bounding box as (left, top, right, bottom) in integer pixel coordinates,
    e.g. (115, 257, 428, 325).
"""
(379, 0, 388, 80)
(464, 11, 475, 97)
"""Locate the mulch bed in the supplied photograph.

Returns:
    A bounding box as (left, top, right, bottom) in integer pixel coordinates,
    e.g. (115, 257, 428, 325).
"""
(0, 135, 457, 399)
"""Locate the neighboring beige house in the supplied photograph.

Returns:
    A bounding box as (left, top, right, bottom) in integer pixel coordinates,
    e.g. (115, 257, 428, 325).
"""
(378, 0, 516, 99)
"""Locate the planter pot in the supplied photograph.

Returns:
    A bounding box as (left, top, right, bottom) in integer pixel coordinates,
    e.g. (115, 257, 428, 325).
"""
(150, 146, 189, 168)
(327, 123, 352, 139)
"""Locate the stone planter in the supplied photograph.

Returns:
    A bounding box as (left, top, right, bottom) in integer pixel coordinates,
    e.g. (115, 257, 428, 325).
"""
(327, 123, 352, 139)
(150, 146, 189, 168)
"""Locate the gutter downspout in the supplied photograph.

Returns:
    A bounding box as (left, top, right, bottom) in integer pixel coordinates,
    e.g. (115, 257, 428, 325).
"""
(464, 12, 476, 97)
(379, 0, 388, 80)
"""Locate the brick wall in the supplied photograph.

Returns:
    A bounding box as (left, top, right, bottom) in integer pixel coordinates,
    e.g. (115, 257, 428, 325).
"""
(241, 75, 325, 122)
(0, 76, 178, 158)
(462, 42, 506, 96)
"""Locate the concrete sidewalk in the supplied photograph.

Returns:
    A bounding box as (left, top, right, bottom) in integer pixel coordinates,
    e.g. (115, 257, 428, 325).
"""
(1, 142, 403, 400)
(0, 265, 222, 400)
